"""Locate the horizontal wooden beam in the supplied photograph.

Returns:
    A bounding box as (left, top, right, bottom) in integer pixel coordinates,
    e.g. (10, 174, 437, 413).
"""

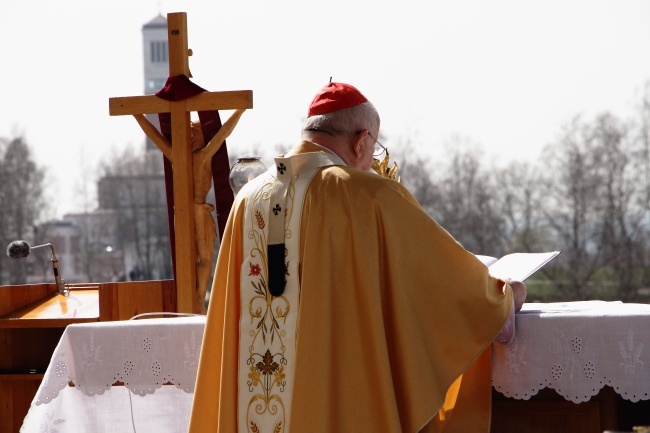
(109, 90, 253, 116)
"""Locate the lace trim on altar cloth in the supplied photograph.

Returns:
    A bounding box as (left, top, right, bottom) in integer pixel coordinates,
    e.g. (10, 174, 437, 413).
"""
(492, 301, 650, 404)
(33, 317, 206, 405)
(22, 384, 195, 433)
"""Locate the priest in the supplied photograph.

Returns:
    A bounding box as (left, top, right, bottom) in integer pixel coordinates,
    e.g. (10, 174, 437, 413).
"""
(188, 81, 525, 433)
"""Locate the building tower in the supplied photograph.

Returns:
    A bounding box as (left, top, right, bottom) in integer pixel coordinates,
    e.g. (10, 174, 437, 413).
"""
(142, 15, 169, 171)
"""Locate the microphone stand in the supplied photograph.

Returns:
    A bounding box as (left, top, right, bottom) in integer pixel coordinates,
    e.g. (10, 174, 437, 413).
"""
(31, 243, 67, 296)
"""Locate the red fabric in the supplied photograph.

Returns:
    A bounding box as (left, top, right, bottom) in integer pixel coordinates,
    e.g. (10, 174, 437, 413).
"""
(198, 111, 233, 238)
(157, 75, 234, 280)
(156, 75, 207, 100)
(307, 81, 368, 117)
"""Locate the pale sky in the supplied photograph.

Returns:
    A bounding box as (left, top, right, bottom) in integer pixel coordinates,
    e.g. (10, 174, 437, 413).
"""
(1, 0, 649, 218)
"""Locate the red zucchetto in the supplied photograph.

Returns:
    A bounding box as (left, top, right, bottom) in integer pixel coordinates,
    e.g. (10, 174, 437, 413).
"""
(307, 81, 368, 117)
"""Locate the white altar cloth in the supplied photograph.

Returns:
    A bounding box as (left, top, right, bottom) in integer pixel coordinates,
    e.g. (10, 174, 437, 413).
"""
(492, 301, 650, 403)
(21, 302, 650, 432)
(21, 316, 205, 433)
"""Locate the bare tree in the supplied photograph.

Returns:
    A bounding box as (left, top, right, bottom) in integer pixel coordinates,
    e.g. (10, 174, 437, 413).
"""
(538, 114, 626, 299)
(96, 147, 172, 281)
(398, 138, 515, 256)
(398, 145, 441, 218)
(635, 82, 650, 296)
(587, 113, 647, 301)
(496, 161, 555, 252)
(431, 140, 508, 255)
(0, 135, 46, 284)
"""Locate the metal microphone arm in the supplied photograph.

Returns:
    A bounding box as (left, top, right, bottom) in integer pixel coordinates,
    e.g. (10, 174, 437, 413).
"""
(30, 243, 67, 296)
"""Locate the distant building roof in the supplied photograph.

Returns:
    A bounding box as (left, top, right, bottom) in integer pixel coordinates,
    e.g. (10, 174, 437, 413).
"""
(143, 14, 167, 30)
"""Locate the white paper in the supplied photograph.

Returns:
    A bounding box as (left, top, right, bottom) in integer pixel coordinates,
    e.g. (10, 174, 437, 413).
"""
(475, 251, 561, 282)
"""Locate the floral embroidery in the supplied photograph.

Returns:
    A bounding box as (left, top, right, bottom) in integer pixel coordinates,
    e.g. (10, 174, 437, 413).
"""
(274, 366, 286, 388)
(619, 328, 644, 374)
(81, 331, 102, 371)
(249, 263, 261, 276)
(239, 159, 324, 433)
(183, 330, 201, 372)
(551, 363, 564, 380)
(549, 324, 591, 380)
(257, 350, 280, 376)
(53, 361, 67, 378)
(248, 365, 261, 387)
(571, 336, 582, 354)
(242, 177, 291, 433)
(504, 339, 527, 374)
(39, 412, 65, 433)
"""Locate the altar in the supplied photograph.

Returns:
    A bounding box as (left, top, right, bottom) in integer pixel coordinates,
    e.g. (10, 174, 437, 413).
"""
(492, 301, 650, 403)
(17, 301, 650, 433)
(491, 301, 650, 432)
(20, 316, 203, 433)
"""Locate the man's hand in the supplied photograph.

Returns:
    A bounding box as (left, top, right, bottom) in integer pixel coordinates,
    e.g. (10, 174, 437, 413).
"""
(508, 280, 527, 312)
(495, 280, 528, 344)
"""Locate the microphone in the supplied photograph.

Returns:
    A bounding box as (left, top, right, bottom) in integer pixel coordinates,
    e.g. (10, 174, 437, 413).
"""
(7, 240, 31, 259)
(6, 240, 67, 296)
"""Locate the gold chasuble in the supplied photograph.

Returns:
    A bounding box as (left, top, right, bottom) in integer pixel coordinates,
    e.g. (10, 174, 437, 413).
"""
(189, 141, 513, 433)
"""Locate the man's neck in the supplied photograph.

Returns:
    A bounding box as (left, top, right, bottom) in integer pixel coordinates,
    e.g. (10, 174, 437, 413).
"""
(286, 141, 346, 166)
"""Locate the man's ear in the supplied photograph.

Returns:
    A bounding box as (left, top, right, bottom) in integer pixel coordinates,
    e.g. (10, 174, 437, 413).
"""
(351, 129, 368, 158)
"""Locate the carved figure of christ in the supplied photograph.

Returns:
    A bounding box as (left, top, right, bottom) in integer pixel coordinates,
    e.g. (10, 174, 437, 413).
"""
(139, 109, 246, 313)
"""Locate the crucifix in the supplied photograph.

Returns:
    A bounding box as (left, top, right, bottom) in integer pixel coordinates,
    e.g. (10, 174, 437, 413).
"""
(109, 12, 253, 313)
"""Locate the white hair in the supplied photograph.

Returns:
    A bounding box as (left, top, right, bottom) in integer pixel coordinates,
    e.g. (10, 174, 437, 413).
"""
(302, 101, 380, 138)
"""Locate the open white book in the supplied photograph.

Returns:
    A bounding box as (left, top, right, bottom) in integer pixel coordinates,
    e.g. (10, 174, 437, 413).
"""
(475, 251, 561, 282)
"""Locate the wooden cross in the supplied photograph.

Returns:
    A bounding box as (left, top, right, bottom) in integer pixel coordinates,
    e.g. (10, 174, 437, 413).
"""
(108, 12, 253, 313)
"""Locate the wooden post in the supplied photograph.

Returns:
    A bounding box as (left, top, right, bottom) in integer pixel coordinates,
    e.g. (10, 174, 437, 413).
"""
(167, 13, 195, 314)
(108, 12, 253, 313)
